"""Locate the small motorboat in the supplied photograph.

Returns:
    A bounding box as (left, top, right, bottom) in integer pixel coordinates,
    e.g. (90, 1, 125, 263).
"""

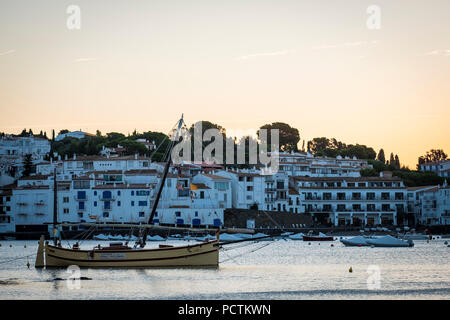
(340, 236, 372, 247)
(288, 233, 304, 240)
(302, 232, 334, 241)
(399, 233, 429, 240)
(366, 235, 414, 247)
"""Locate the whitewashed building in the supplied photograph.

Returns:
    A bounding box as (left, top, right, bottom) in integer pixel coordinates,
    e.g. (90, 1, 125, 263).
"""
(419, 160, 450, 179)
(55, 131, 95, 141)
(291, 172, 407, 226)
(275, 151, 370, 177)
(0, 135, 51, 184)
(409, 183, 450, 225)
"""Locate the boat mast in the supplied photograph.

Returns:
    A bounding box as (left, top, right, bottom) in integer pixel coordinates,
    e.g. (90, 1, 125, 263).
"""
(53, 167, 58, 246)
(139, 114, 184, 247)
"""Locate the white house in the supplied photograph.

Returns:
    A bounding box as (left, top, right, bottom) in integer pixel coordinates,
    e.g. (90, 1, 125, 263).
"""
(55, 131, 95, 141)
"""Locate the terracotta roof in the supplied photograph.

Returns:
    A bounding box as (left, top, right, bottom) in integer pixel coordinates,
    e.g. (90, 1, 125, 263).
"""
(202, 173, 231, 180)
(228, 171, 261, 177)
(65, 155, 150, 162)
(20, 174, 51, 181)
(15, 185, 50, 190)
(92, 183, 152, 190)
(293, 176, 402, 182)
(124, 169, 158, 175)
(191, 183, 210, 190)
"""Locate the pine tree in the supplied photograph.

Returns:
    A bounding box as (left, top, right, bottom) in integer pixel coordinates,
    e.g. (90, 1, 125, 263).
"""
(377, 149, 386, 164)
(22, 154, 33, 177)
(394, 154, 400, 170)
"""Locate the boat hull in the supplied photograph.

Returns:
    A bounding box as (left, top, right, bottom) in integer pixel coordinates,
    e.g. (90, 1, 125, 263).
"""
(302, 236, 334, 241)
(43, 240, 219, 268)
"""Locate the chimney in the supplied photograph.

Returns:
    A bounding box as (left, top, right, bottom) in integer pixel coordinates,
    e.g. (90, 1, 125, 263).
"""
(73, 153, 76, 160)
(135, 153, 138, 160)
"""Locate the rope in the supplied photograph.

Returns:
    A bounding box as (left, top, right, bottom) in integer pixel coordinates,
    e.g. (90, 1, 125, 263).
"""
(0, 253, 37, 265)
(219, 238, 278, 263)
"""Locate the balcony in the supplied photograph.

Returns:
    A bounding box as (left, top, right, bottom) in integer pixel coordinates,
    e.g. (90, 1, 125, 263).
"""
(100, 196, 115, 201)
(74, 195, 88, 201)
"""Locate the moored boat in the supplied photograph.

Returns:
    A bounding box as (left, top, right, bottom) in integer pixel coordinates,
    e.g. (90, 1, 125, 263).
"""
(366, 235, 414, 247)
(288, 233, 304, 240)
(38, 235, 219, 268)
(340, 236, 376, 247)
(302, 232, 334, 241)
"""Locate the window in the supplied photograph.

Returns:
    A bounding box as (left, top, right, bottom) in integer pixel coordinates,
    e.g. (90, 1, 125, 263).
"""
(367, 192, 375, 200)
(200, 191, 205, 199)
(78, 212, 83, 217)
(118, 191, 121, 196)
(104, 201, 111, 209)
(63, 208, 69, 214)
(73, 181, 90, 189)
(195, 211, 198, 217)
(63, 197, 69, 203)
(78, 202, 85, 210)
(175, 211, 181, 217)
(102, 191, 112, 199)
(247, 186, 253, 191)
(131, 191, 134, 196)
(94, 191, 97, 196)
(139, 212, 145, 217)
(131, 201, 135, 206)
(103, 212, 109, 218)
(117, 201, 121, 206)
(77, 191, 86, 200)
(94, 201, 97, 207)
(136, 190, 150, 196)
(214, 182, 228, 190)
(138, 201, 148, 206)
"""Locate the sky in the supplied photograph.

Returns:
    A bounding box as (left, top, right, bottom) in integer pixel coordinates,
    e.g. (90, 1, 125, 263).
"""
(1, 0, 449, 168)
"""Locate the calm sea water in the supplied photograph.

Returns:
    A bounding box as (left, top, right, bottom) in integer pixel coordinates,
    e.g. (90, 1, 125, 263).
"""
(0, 238, 449, 300)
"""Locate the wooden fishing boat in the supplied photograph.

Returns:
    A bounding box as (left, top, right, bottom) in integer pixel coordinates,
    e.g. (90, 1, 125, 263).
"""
(35, 115, 221, 268)
(36, 235, 219, 268)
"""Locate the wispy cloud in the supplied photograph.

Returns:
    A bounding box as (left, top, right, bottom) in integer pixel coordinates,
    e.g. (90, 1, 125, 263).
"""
(73, 57, 99, 63)
(0, 49, 16, 56)
(312, 40, 378, 50)
(235, 49, 296, 61)
(423, 49, 450, 56)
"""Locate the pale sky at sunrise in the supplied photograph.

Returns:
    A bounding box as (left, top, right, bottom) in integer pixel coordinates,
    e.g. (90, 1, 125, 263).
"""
(1, 0, 449, 168)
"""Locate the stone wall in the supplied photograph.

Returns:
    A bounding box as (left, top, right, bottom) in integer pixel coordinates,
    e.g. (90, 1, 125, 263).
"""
(224, 209, 313, 229)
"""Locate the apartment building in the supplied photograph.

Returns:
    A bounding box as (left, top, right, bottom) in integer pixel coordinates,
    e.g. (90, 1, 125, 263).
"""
(408, 183, 450, 225)
(291, 172, 407, 226)
(0, 135, 51, 185)
(419, 160, 450, 178)
(275, 151, 370, 177)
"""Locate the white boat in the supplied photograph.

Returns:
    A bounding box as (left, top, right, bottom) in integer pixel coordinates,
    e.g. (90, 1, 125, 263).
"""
(399, 233, 429, 240)
(288, 233, 304, 240)
(219, 233, 243, 242)
(366, 235, 414, 247)
(146, 235, 166, 241)
(340, 235, 380, 246)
